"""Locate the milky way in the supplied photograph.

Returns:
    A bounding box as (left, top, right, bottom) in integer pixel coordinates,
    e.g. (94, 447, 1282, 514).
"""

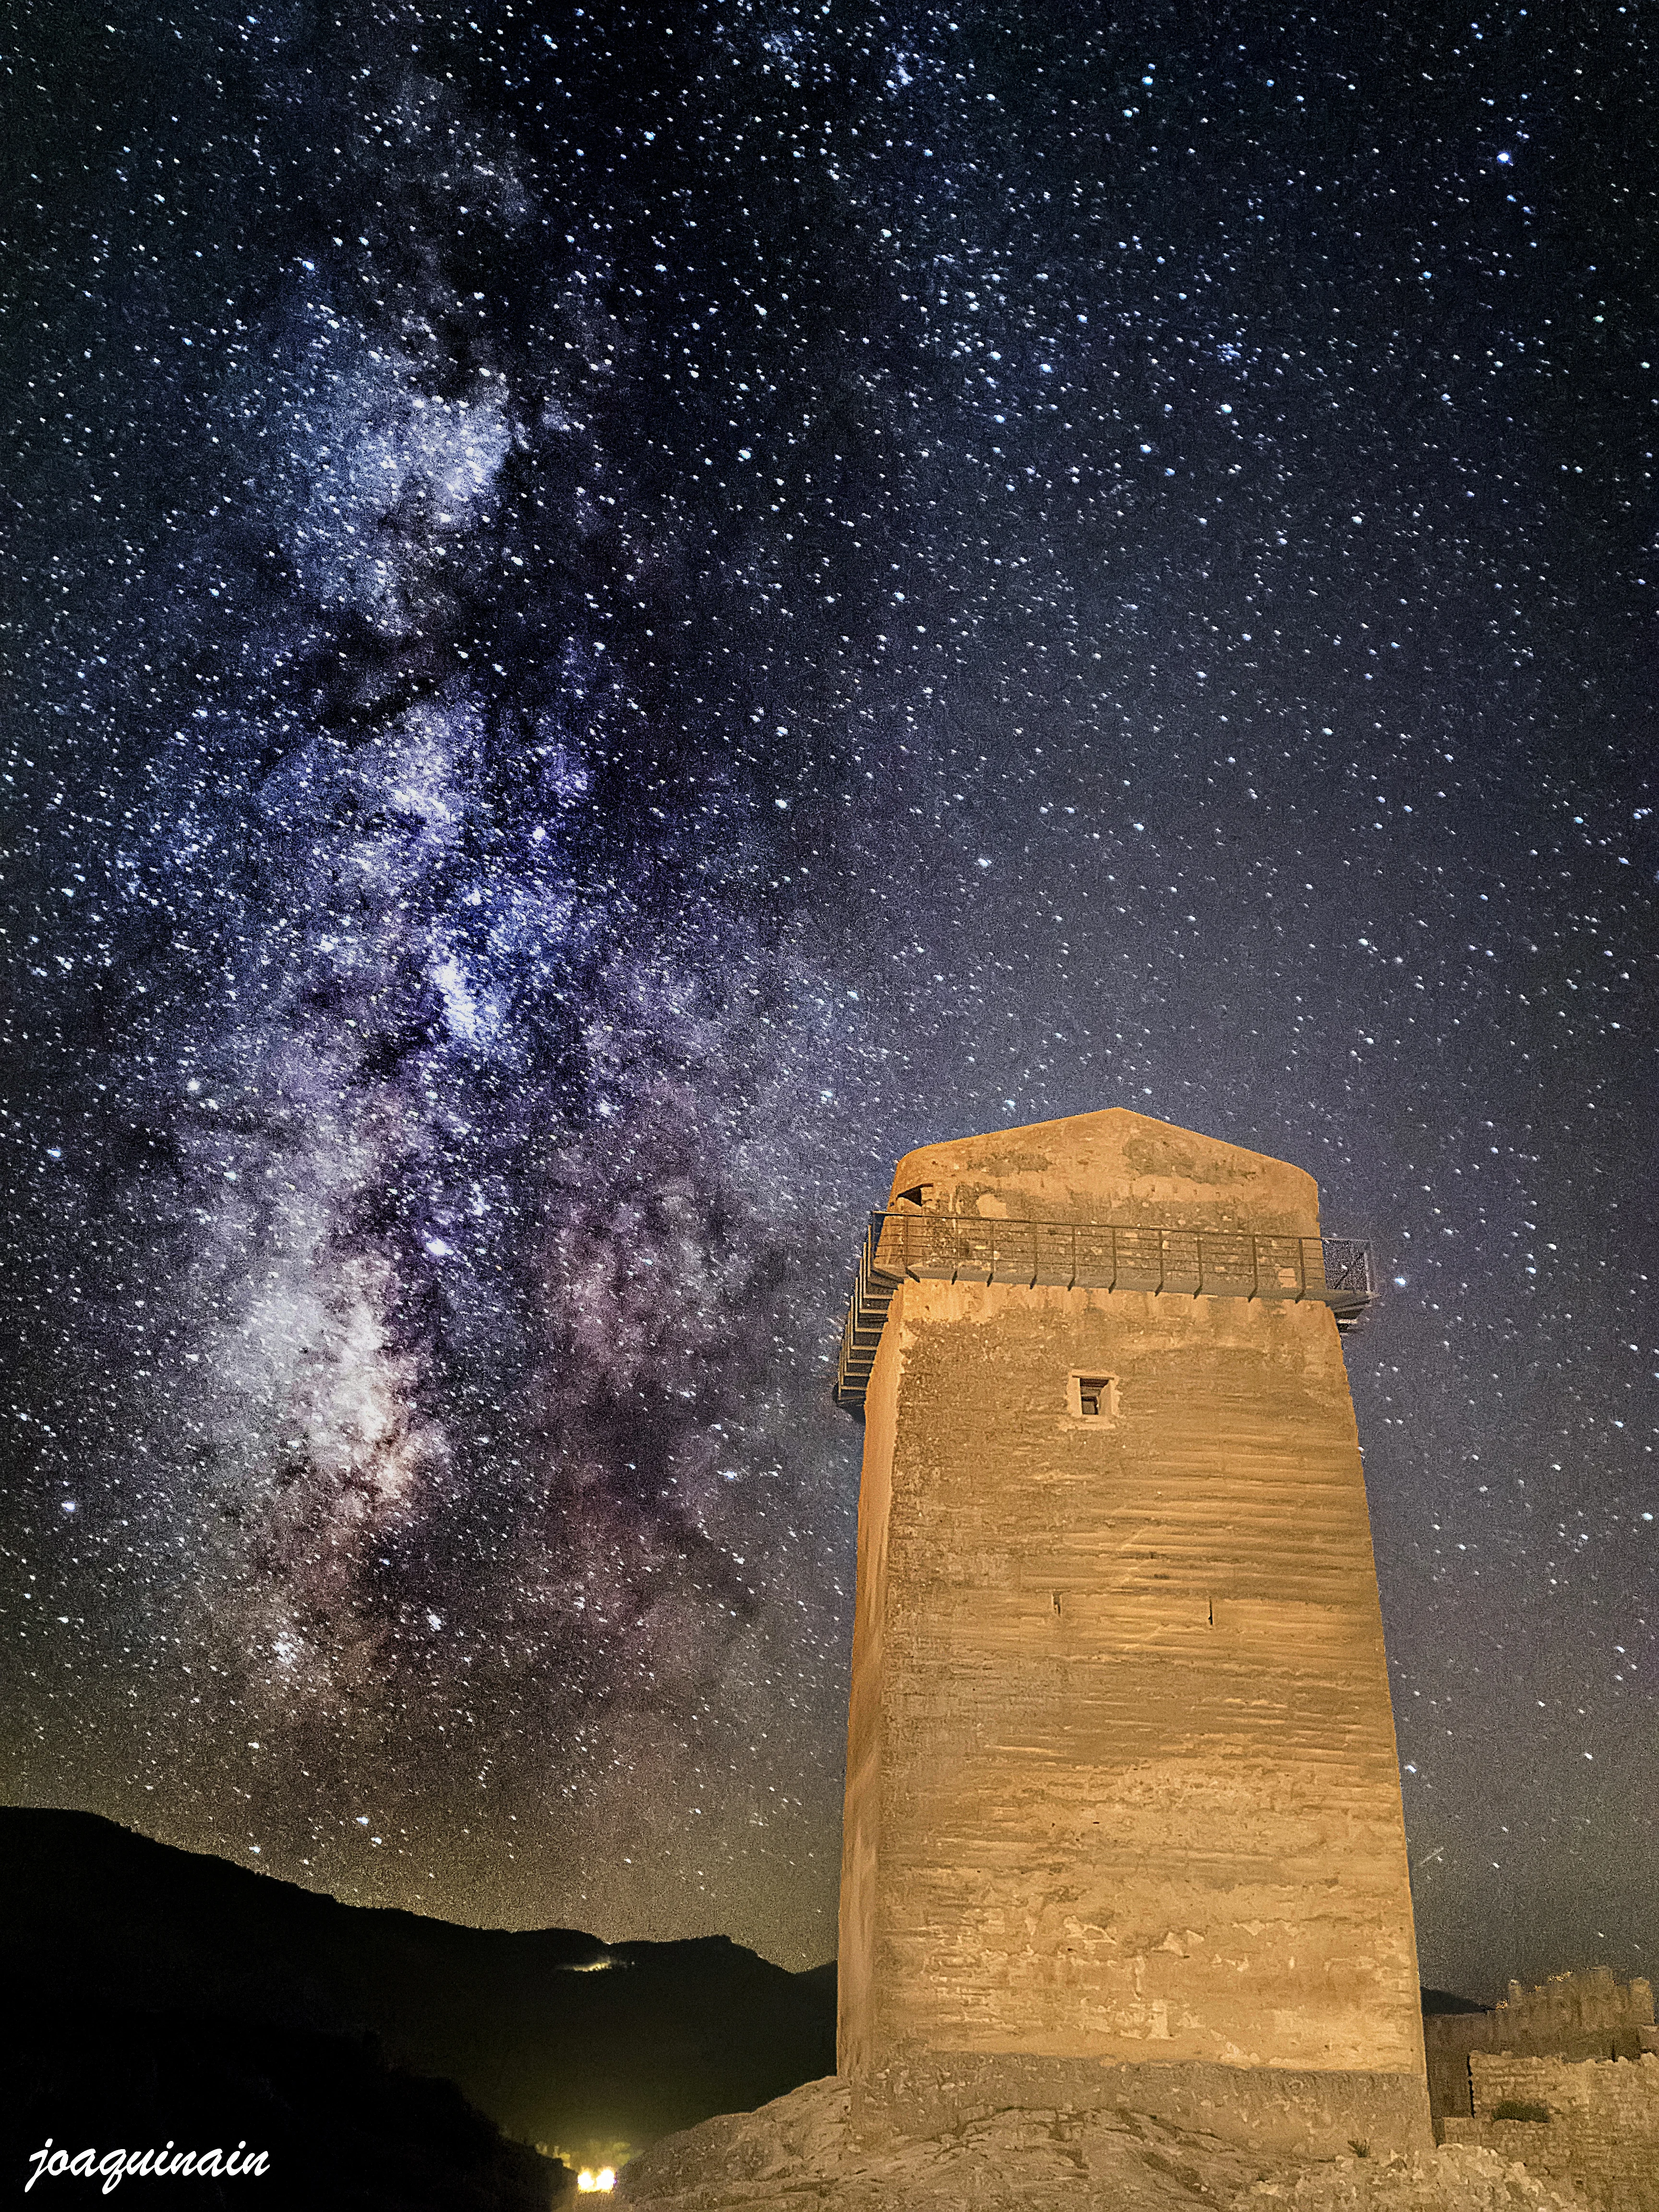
(3, 1, 1654, 1985)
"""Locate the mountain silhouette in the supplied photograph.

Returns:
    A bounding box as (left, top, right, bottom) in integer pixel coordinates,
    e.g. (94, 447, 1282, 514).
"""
(1, 1806, 835, 2200)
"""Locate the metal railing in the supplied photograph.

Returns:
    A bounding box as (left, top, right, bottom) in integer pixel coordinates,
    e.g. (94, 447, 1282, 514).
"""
(833, 1212, 1375, 1411)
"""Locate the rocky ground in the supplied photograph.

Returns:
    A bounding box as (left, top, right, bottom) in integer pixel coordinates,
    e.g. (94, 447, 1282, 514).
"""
(616, 2076, 1588, 2212)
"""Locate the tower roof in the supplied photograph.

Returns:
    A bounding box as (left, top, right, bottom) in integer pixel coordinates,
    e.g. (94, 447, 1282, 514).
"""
(888, 1106, 1321, 1239)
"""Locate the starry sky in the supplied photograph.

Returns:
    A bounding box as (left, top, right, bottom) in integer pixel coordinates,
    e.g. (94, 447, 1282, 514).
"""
(2, 0, 1654, 1994)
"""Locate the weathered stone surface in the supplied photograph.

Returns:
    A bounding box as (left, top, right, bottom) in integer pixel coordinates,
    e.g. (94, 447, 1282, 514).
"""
(839, 1109, 1429, 2151)
(1442, 2050, 1659, 2211)
(849, 2056, 1432, 2165)
(616, 2074, 1588, 2212)
(1242, 2147, 1587, 2210)
(1425, 1968, 1658, 2123)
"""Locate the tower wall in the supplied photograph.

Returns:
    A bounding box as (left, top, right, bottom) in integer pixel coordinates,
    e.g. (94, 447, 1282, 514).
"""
(836, 1109, 1430, 2153)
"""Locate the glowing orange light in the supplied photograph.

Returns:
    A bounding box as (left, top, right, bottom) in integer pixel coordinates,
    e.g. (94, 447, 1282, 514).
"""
(576, 2168, 616, 2194)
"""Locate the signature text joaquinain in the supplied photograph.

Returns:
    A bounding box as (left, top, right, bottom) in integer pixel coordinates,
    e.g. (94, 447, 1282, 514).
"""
(25, 2140, 270, 2194)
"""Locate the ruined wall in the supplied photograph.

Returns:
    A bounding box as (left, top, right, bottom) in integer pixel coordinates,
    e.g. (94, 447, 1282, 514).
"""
(837, 1109, 1429, 2154)
(1487, 1966, 1655, 2058)
(1425, 1968, 1658, 2122)
(1441, 2051, 1659, 2212)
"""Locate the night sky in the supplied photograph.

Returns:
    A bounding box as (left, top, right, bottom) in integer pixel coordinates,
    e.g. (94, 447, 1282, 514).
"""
(3, 0, 1654, 1997)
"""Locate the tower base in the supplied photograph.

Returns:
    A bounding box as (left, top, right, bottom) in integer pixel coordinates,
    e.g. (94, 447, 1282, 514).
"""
(850, 2052, 1433, 2161)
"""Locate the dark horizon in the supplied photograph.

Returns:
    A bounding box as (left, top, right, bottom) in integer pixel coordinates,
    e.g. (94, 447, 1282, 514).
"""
(2, 0, 1654, 1996)
(0, 1798, 1589, 2014)
(0, 1800, 837, 2176)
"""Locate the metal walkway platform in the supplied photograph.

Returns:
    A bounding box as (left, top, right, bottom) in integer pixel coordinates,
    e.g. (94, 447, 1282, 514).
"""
(833, 1212, 1376, 1412)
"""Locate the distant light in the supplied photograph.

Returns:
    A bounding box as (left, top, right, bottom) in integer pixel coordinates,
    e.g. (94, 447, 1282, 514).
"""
(1496, 150, 1513, 164)
(577, 2169, 617, 2194)
(1393, 1274, 1409, 1289)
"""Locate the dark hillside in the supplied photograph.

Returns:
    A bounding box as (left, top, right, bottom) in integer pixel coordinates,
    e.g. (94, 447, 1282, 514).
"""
(0, 1808, 836, 2161)
(10, 1994, 564, 2212)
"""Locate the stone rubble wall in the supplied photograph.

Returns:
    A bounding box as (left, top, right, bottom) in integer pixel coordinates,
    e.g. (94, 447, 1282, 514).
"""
(1438, 2050, 1659, 2212)
(1424, 1968, 1657, 2123)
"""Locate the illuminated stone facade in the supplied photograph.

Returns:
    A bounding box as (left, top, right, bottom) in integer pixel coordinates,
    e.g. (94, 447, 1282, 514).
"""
(836, 1107, 1431, 2155)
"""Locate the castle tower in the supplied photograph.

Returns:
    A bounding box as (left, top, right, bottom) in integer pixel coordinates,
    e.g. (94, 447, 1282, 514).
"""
(834, 1108, 1431, 2154)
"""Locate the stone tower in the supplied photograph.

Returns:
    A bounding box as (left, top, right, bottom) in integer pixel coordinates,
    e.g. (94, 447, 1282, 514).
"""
(833, 1107, 1431, 2155)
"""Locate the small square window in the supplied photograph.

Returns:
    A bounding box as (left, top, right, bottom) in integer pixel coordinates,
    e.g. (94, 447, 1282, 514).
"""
(1069, 1373, 1117, 1421)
